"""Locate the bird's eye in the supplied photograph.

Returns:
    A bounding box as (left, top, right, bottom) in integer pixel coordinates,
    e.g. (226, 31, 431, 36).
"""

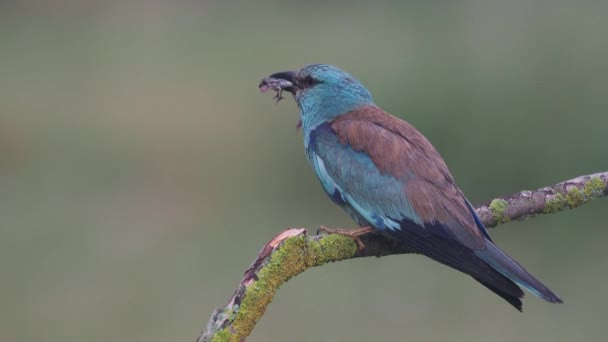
(300, 75, 320, 88)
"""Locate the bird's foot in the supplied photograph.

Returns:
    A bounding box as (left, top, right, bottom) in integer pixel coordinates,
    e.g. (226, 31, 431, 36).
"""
(316, 225, 376, 250)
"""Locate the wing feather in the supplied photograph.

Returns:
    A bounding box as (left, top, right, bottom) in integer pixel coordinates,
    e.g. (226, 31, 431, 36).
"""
(308, 105, 487, 251)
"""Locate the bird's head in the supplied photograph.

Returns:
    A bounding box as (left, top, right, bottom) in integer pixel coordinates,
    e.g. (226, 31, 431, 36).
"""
(259, 64, 374, 132)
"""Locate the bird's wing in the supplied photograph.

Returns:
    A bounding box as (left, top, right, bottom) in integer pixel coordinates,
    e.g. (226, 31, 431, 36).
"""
(308, 105, 489, 251)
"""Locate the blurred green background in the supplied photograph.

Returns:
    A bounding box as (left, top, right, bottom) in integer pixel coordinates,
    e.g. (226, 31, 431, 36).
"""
(1, 1, 607, 341)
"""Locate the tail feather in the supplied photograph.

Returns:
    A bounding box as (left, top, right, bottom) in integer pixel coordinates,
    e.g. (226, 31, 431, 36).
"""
(385, 226, 562, 309)
(476, 241, 563, 304)
(387, 228, 526, 310)
(474, 276, 523, 311)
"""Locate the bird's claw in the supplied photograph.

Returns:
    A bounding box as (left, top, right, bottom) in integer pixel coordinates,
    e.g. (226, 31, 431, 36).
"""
(317, 225, 375, 251)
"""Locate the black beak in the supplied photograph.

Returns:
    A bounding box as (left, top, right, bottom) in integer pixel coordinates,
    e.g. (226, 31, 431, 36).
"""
(258, 70, 298, 94)
(267, 71, 297, 84)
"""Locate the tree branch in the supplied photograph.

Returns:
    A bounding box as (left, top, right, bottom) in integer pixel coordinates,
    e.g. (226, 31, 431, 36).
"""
(198, 172, 608, 342)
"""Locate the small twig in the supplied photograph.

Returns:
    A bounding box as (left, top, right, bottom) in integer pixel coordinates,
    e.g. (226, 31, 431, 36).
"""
(198, 172, 607, 342)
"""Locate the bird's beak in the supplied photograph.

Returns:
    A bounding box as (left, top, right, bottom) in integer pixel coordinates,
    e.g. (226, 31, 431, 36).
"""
(267, 71, 297, 84)
(259, 71, 298, 95)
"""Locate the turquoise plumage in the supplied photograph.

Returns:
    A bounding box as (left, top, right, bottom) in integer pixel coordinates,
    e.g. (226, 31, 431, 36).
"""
(259, 64, 562, 310)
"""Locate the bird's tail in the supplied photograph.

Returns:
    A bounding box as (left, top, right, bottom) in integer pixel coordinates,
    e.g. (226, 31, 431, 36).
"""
(475, 240, 563, 304)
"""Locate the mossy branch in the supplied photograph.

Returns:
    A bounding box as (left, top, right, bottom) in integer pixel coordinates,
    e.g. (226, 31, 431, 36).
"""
(198, 172, 607, 342)
(475, 172, 607, 227)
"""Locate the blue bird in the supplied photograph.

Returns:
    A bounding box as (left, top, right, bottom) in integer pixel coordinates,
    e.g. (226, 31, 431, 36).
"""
(259, 64, 562, 310)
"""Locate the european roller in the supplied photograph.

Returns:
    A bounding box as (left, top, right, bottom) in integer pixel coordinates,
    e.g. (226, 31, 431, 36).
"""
(259, 64, 562, 310)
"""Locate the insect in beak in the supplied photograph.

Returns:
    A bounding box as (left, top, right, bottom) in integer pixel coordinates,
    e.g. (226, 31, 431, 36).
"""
(259, 77, 294, 103)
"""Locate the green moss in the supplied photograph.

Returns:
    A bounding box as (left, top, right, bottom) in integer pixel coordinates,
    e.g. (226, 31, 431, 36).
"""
(210, 329, 231, 342)
(544, 177, 605, 214)
(316, 234, 359, 262)
(212, 233, 358, 341)
(583, 177, 605, 199)
(489, 199, 510, 224)
(230, 236, 307, 339)
(566, 187, 585, 208)
(544, 193, 567, 214)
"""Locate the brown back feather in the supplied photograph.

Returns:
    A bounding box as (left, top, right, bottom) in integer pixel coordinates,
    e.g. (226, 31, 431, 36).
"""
(330, 105, 484, 249)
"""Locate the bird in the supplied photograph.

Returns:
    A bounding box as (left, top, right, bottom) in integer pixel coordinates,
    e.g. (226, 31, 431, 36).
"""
(258, 64, 562, 310)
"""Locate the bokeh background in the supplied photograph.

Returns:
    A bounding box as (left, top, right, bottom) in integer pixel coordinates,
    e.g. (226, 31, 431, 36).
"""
(1, 1, 607, 341)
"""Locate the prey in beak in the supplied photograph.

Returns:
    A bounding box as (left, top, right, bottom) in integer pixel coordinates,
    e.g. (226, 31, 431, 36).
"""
(258, 71, 298, 103)
(259, 71, 303, 130)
